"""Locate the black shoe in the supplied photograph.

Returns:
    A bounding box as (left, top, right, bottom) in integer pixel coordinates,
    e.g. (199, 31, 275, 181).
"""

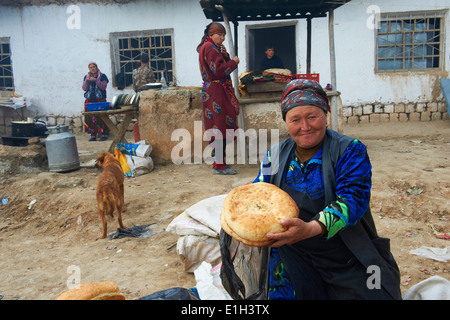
(99, 135, 108, 141)
(89, 136, 96, 141)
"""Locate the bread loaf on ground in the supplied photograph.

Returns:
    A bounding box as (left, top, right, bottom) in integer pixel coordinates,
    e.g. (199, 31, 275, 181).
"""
(56, 281, 126, 300)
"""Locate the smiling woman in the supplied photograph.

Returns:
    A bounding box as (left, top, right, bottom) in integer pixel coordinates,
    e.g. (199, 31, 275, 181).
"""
(281, 79, 330, 153)
(285, 106, 327, 151)
(252, 79, 402, 300)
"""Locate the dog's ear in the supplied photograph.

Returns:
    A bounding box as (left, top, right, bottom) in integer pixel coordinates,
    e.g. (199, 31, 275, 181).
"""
(96, 152, 106, 167)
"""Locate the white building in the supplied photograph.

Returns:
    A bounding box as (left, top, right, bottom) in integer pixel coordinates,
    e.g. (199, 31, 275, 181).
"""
(0, 0, 449, 127)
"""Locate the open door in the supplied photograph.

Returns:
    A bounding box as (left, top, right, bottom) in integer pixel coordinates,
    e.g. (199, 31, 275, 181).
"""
(246, 23, 297, 73)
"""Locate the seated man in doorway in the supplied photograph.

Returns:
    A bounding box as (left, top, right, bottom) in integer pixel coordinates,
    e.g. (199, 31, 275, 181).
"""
(260, 45, 284, 70)
(133, 53, 156, 92)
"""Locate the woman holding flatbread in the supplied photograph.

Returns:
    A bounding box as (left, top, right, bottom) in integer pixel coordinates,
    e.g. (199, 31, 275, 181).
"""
(197, 22, 240, 175)
(254, 79, 401, 300)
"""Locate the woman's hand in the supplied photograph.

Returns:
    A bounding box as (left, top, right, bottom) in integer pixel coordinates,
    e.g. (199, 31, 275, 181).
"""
(267, 219, 324, 248)
(233, 56, 240, 64)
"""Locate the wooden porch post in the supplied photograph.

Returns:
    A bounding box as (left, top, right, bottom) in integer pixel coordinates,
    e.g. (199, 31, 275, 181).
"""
(215, 5, 246, 163)
(215, 5, 244, 131)
(307, 17, 312, 74)
(328, 9, 343, 132)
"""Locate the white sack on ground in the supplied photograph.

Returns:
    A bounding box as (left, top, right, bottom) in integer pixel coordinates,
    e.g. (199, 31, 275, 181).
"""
(167, 194, 227, 272)
(177, 235, 221, 273)
(403, 276, 450, 300)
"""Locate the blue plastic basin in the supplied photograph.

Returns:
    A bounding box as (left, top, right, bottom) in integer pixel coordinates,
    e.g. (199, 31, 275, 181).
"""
(86, 102, 110, 111)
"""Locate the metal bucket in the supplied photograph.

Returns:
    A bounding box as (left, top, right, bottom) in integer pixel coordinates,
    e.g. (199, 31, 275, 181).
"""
(45, 125, 80, 172)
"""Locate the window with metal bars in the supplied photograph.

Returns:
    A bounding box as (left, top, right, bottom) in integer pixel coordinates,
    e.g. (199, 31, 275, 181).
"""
(376, 11, 444, 72)
(110, 29, 174, 88)
(0, 37, 14, 91)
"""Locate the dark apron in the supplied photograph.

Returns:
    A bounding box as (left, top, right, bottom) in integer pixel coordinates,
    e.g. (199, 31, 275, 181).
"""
(272, 130, 401, 300)
(278, 173, 390, 299)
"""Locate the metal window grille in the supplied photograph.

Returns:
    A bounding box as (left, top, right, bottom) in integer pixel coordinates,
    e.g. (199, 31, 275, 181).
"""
(376, 11, 444, 71)
(110, 29, 174, 87)
(0, 37, 14, 91)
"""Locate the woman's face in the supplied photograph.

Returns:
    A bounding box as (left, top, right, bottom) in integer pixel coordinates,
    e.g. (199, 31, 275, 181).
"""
(89, 64, 98, 74)
(285, 105, 327, 149)
(210, 33, 225, 46)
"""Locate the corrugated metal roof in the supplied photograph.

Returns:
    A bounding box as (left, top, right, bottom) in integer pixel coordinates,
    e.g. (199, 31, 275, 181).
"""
(0, 0, 138, 6)
(199, 0, 351, 21)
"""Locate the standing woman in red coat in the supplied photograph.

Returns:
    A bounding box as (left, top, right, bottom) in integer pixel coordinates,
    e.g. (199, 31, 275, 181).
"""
(197, 22, 240, 175)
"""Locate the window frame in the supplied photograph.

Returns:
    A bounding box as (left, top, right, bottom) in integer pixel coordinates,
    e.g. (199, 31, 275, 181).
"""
(110, 28, 175, 88)
(375, 10, 446, 73)
(0, 37, 14, 91)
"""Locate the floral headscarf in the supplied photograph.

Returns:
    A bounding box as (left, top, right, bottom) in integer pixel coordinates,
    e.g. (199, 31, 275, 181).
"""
(280, 79, 330, 121)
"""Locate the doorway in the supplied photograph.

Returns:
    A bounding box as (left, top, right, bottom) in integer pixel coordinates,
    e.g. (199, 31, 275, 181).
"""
(246, 23, 297, 73)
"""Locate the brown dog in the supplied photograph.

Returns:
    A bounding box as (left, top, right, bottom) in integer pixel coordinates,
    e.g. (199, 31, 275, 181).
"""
(96, 152, 125, 239)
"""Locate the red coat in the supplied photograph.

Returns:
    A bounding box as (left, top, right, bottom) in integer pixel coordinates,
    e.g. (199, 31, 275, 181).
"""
(199, 39, 239, 141)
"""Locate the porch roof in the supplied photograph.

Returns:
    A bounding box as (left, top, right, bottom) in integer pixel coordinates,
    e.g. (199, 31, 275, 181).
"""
(199, 0, 351, 22)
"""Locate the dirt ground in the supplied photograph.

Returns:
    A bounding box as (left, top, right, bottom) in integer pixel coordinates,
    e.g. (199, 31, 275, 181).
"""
(0, 120, 449, 300)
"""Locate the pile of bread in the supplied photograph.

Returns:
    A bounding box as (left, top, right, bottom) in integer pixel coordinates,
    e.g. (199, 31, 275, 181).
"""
(220, 182, 298, 247)
(262, 68, 292, 83)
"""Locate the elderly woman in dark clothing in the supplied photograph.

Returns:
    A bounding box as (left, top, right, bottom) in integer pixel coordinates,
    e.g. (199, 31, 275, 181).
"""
(82, 62, 109, 141)
(255, 79, 402, 300)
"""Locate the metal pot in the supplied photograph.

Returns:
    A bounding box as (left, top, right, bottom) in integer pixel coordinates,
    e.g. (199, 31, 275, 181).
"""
(11, 120, 47, 137)
(12, 121, 35, 137)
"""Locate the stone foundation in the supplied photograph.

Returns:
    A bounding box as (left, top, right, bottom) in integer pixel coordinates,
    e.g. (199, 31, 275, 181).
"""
(343, 100, 448, 124)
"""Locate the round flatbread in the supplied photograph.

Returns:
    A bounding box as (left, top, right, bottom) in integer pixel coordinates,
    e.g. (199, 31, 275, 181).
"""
(221, 182, 299, 247)
(263, 68, 292, 75)
(220, 212, 274, 247)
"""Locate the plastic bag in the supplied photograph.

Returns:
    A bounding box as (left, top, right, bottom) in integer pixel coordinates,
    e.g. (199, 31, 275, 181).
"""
(194, 261, 232, 300)
(114, 142, 153, 177)
(11, 96, 28, 108)
(114, 147, 134, 177)
(109, 224, 159, 239)
(219, 230, 270, 300)
(116, 142, 152, 158)
(410, 246, 450, 262)
(132, 155, 154, 176)
(138, 287, 199, 300)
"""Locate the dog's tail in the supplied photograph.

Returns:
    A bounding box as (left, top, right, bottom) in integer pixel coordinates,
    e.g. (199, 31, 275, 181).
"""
(103, 189, 117, 217)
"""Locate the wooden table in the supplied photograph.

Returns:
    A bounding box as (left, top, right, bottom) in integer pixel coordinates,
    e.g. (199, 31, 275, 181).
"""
(82, 107, 138, 153)
(0, 102, 26, 120)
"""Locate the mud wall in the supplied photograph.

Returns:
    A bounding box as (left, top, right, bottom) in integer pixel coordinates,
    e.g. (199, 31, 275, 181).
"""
(137, 88, 205, 164)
